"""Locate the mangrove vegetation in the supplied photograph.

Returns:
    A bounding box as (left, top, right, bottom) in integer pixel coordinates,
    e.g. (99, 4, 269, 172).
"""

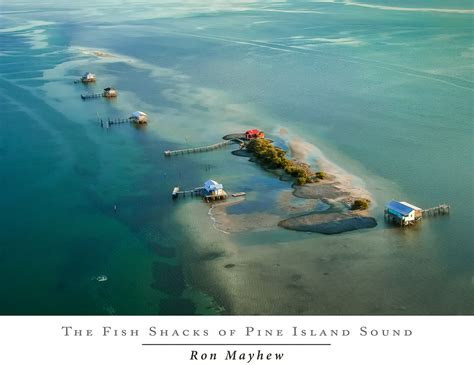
(351, 199, 370, 211)
(246, 139, 326, 185)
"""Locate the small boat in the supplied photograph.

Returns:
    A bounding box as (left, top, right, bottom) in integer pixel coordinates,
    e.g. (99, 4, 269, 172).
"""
(232, 192, 246, 197)
(96, 275, 108, 282)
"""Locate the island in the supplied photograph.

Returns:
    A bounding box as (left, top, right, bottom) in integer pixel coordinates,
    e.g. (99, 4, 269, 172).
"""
(225, 130, 377, 234)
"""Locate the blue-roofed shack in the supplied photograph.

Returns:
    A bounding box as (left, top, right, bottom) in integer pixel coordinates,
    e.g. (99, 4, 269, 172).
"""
(203, 179, 227, 201)
(385, 200, 423, 226)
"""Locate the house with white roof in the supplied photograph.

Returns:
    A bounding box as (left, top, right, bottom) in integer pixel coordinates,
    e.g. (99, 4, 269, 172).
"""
(129, 111, 148, 124)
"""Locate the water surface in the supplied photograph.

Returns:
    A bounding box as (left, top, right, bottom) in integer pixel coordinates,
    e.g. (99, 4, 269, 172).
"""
(0, 0, 472, 314)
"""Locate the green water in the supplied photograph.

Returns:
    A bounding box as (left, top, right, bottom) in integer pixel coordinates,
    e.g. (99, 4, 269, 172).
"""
(0, 0, 472, 314)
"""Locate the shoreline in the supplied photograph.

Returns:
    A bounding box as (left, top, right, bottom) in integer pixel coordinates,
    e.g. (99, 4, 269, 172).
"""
(211, 132, 377, 235)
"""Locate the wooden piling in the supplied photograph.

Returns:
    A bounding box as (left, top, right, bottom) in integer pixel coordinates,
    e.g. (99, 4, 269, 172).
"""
(98, 116, 131, 128)
(422, 204, 450, 217)
(81, 93, 103, 100)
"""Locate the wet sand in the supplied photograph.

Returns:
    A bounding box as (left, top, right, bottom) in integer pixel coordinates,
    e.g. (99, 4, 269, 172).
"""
(211, 133, 377, 235)
(212, 208, 281, 233)
(288, 137, 372, 203)
(208, 197, 279, 233)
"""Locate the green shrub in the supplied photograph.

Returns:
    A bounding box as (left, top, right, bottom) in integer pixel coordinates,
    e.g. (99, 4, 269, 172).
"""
(296, 177, 307, 185)
(351, 199, 369, 210)
(245, 138, 325, 186)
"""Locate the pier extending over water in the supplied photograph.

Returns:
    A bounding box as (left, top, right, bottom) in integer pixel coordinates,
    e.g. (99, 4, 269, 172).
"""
(422, 204, 450, 217)
(172, 186, 230, 202)
(171, 186, 228, 201)
(98, 117, 130, 128)
(164, 138, 244, 157)
(81, 93, 103, 100)
(172, 186, 205, 198)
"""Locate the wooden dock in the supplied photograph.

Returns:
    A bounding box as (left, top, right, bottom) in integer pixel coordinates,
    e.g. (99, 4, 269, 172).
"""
(165, 140, 233, 156)
(171, 187, 230, 202)
(98, 116, 130, 128)
(172, 187, 205, 199)
(74, 78, 96, 84)
(422, 204, 450, 217)
(81, 93, 103, 100)
(164, 139, 244, 157)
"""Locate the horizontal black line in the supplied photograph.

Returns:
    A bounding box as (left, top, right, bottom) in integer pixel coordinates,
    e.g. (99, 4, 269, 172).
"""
(142, 344, 331, 346)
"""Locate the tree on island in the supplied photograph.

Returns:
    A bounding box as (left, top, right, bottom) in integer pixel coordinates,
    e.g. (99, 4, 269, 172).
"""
(246, 139, 325, 185)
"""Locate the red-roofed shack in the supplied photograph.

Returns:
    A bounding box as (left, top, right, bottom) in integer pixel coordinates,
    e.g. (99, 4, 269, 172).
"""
(245, 129, 265, 139)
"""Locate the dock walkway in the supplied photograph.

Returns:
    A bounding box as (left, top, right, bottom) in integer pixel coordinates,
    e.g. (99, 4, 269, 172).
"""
(98, 117, 130, 128)
(81, 93, 103, 100)
(164, 138, 244, 157)
(172, 187, 205, 198)
(422, 204, 450, 217)
(171, 186, 229, 201)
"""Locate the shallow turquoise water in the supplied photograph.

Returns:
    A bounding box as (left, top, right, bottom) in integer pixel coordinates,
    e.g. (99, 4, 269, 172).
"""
(0, 1, 472, 314)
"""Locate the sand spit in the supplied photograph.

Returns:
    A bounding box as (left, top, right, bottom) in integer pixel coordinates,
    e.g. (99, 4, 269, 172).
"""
(287, 136, 372, 203)
(280, 135, 376, 233)
(206, 197, 278, 234)
(212, 208, 281, 233)
(93, 51, 114, 58)
(278, 190, 330, 215)
(213, 132, 377, 235)
(293, 175, 349, 200)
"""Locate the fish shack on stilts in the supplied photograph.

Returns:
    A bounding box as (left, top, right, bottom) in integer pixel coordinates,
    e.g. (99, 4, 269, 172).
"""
(102, 87, 118, 98)
(77, 72, 96, 83)
(129, 111, 148, 124)
(384, 200, 423, 226)
(203, 179, 227, 202)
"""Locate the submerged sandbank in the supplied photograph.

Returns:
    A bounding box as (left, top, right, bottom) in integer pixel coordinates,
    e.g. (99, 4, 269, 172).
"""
(176, 201, 413, 315)
(279, 212, 377, 234)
